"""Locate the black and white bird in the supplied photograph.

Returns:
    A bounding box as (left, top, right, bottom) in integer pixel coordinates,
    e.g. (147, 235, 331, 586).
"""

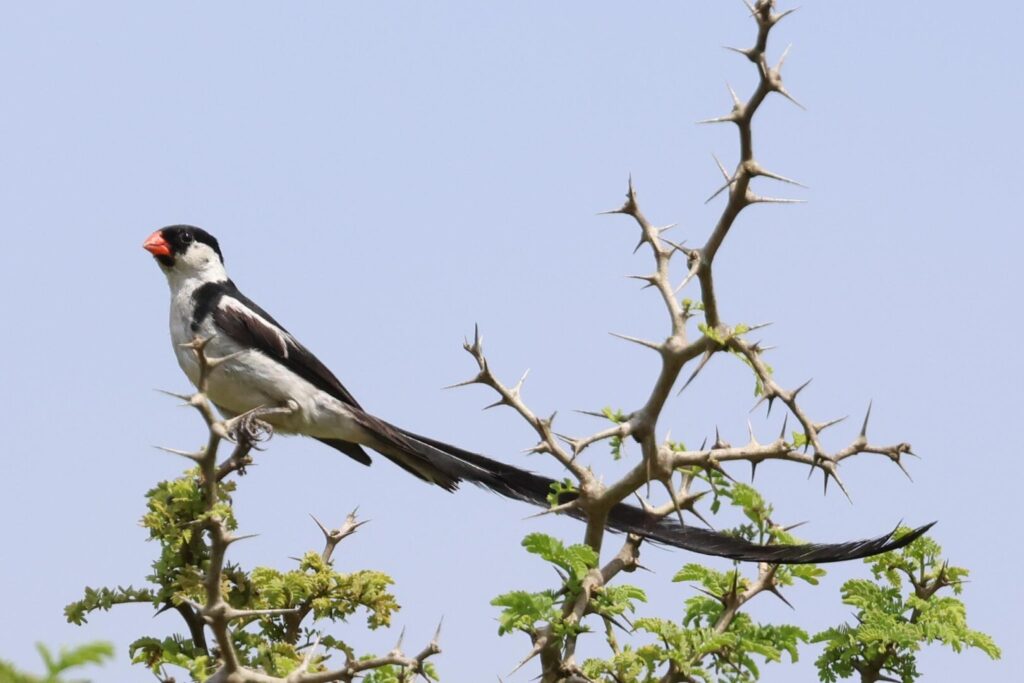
(144, 224, 932, 563)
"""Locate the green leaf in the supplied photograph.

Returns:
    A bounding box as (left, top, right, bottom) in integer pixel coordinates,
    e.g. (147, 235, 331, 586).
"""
(697, 322, 724, 345)
(682, 298, 705, 313)
(64, 585, 156, 625)
(521, 533, 597, 581)
(546, 477, 578, 508)
(592, 584, 648, 618)
(1, 642, 115, 683)
(727, 483, 772, 528)
(47, 642, 115, 673)
(490, 590, 558, 636)
(666, 439, 688, 453)
(601, 407, 629, 459)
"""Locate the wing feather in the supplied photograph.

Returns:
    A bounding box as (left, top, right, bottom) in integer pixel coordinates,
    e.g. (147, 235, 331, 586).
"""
(193, 280, 363, 409)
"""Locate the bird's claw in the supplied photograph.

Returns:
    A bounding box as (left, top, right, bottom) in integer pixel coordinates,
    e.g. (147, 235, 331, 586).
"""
(227, 411, 275, 447)
(224, 400, 297, 447)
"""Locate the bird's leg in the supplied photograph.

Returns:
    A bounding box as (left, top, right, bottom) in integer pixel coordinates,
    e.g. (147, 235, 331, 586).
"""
(224, 399, 299, 444)
(215, 400, 300, 479)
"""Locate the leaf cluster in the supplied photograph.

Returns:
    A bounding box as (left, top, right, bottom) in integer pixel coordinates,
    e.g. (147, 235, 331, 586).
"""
(65, 469, 403, 681)
(580, 480, 821, 682)
(583, 616, 808, 683)
(601, 407, 629, 460)
(0, 642, 113, 683)
(812, 531, 1000, 682)
(498, 472, 832, 682)
(492, 532, 649, 649)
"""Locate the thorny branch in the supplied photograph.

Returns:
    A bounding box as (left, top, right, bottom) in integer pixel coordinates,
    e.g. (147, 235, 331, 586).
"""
(159, 336, 441, 683)
(450, 2, 918, 679)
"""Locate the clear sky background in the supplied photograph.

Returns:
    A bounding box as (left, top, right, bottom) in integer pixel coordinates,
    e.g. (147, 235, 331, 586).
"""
(1, 1, 1019, 681)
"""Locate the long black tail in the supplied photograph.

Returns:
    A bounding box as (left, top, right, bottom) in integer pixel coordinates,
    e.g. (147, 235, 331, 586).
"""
(341, 410, 934, 564)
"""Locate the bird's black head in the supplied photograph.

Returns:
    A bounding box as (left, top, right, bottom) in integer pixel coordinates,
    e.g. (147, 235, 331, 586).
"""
(143, 225, 224, 269)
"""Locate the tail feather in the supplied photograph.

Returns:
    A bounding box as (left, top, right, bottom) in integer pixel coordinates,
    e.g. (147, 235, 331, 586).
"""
(346, 416, 934, 564)
(315, 438, 373, 466)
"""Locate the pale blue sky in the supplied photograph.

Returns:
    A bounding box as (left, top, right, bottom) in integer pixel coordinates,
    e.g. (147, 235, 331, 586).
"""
(1, 2, 1019, 681)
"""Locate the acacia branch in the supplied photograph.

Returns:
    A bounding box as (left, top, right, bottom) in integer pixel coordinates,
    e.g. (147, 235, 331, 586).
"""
(166, 337, 440, 683)
(457, 2, 921, 679)
(455, 325, 592, 486)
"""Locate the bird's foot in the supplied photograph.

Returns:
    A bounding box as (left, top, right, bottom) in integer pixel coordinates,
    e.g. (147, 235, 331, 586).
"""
(227, 411, 274, 448)
(224, 400, 298, 448)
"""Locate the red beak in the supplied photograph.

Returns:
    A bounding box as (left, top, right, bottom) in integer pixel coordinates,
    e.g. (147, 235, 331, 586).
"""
(143, 230, 171, 257)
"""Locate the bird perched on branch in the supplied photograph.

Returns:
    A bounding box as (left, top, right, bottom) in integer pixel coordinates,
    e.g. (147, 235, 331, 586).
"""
(143, 224, 931, 563)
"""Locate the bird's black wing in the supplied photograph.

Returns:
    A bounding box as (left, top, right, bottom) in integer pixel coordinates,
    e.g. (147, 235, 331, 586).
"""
(192, 280, 372, 466)
(192, 280, 363, 410)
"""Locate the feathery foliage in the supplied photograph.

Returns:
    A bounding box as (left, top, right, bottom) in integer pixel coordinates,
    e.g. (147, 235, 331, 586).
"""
(813, 532, 1000, 682)
(0, 642, 113, 683)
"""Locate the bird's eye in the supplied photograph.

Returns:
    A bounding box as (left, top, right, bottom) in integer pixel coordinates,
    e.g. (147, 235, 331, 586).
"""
(181, 232, 193, 244)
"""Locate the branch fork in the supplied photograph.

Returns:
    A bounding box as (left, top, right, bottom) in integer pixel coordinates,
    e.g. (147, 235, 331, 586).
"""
(446, 3, 920, 678)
